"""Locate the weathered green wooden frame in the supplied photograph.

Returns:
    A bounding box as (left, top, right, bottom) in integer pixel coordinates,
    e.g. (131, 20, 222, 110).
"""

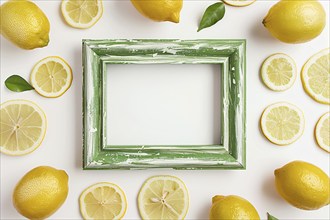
(82, 39, 246, 170)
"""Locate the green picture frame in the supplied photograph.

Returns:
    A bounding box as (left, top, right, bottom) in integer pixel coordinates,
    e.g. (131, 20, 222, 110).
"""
(82, 39, 246, 170)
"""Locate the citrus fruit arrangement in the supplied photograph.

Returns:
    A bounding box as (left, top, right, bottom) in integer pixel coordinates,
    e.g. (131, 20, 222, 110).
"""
(4, 56, 73, 98)
(0, 0, 329, 219)
(260, 48, 329, 154)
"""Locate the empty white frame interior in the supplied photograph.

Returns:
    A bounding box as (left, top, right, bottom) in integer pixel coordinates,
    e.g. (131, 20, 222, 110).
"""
(106, 64, 222, 146)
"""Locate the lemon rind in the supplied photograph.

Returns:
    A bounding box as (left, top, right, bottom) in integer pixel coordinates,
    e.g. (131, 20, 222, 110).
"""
(61, 0, 103, 29)
(261, 53, 297, 91)
(0, 99, 47, 156)
(315, 112, 330, 153)
(261, 102, 305, 145)
(79, 182, 127, 220)
(138, 175, 189, 220)
(301, 48, 330, 105)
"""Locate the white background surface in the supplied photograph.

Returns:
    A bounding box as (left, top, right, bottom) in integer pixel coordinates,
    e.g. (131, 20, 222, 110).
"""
(1, 0, 329, 219)
(107, 64, 221, 145)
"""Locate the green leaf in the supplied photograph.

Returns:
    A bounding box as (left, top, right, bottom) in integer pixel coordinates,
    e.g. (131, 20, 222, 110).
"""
(5, 75, 34, 92)
(267, 212, 279, 220)
(198, 2, 226, 32)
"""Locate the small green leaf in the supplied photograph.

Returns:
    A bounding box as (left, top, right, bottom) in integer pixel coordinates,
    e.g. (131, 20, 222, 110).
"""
(267, 212, 279, 220)
(5, 75, 34, 92)
(198, 2, 226, 32)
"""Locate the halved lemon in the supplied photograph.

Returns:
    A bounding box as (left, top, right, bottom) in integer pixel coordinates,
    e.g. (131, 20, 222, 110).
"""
(0, 99, 47, 156)
(261, 53, 297, 91)
(79, 182, 127, 220)
(138, 175, 189, 220)
(30, 56, 72, 98)
(315, 112, 330, 153)
(261, 102, 304, 145)
(222, 0, 256, 7)
(301, 48, 330, 104)
(61, 0, 103, 29)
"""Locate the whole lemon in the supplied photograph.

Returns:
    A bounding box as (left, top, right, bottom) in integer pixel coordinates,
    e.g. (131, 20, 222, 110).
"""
(209, 195, 260, 220)
(13, 166, 69, 219)
(275, 160, 330, 210)
(263, 0, 326, 44)
(0, 0, 50, 49)
(131, 0, 183, 23)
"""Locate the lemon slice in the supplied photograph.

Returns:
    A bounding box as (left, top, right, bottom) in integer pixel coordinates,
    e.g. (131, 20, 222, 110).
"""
(261, 53, 297, 91)
(301, 48, 330, 104)
(0, 100, 47, 156)
(261, 102, 304, 145)
(222, 0, 256, 7)
(315, 112, 330, 153)
(30, 56, 73, 98)
(79, 182, 127, 220)
(138, 175, 189, 220)
(61, 0, 103, 29)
